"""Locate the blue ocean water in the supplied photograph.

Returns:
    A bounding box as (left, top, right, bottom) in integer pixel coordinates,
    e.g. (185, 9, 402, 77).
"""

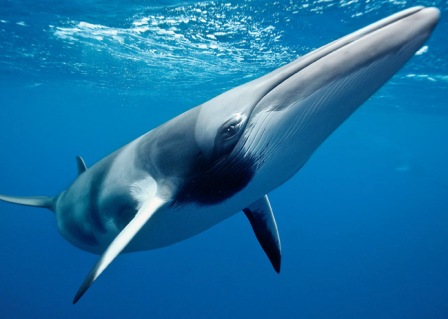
(0, 0, 447, 317)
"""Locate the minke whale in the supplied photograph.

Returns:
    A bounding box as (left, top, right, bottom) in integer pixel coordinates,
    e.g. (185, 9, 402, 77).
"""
(0, 7, 439, 303)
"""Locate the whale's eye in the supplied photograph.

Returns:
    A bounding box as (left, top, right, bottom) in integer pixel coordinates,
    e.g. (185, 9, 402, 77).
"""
(220, 113, 246, 141)
(214, 113, 247, 157)
(222, 123, 239, 140)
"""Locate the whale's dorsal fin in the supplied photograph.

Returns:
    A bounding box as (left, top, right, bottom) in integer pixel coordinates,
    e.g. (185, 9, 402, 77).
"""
(75, 156, 87, 175)
(73, 197, 168, 304)
(243, 195, 281, 273)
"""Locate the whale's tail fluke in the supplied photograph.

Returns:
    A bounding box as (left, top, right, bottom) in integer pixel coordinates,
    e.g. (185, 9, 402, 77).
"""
(0, 156, 86, 212)
(0, 194, 55, 211)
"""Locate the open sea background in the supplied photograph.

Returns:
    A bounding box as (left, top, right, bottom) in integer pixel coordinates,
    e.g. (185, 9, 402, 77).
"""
(0, 0, 447, 318)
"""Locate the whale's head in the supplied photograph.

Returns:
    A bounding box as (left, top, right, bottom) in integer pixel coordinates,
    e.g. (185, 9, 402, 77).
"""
(189, 6, 440, 201)
(141, 7, 439, 207)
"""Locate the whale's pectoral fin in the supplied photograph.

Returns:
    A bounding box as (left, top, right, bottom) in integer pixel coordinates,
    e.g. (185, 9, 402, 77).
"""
(73, 197, 168, 304)
(75, 155, 88, 175)
(0, 194, 54, 211)
(243, 195, 281, 273)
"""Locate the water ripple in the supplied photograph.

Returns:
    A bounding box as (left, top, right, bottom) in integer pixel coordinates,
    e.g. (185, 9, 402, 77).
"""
(52, 1, 296, 90)
(1, 0, 447, 99)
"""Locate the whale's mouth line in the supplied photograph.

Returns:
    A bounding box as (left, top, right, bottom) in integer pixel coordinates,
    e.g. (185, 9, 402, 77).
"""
(251, 6, 426, 112)
(229, 7, 428, 162)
